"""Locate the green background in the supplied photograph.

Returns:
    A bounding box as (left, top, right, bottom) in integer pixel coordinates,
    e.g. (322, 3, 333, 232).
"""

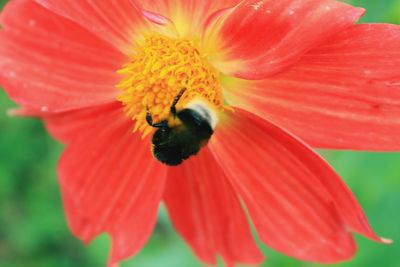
(1, 0, 400, 266)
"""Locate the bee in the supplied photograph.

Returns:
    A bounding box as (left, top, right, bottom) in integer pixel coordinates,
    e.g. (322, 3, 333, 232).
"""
(146, 88, 217, 166)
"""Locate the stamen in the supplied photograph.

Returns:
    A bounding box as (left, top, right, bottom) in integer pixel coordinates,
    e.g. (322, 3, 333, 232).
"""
(117, 34, 224, 135)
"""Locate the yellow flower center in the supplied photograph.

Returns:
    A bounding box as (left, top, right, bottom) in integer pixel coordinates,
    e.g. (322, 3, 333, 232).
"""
(117, 34, 224, 136)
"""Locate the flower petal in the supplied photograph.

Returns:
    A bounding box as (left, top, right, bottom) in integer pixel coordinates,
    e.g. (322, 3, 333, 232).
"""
(6, 103, 121, 145)
(164, 148, 263, 266)
(35, 0, 151, 54)
(58, 105, 167, 266)
(46, 103, 123, 143)
(136, 0, 240, 36)
(0, 0, 125, 112)
(203, 0, 364, 79)
(224, 24, 400, 150)
(209, 108, 385, 263)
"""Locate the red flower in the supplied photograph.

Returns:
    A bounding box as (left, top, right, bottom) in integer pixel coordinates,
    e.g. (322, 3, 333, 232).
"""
(1, 0, 399, 266)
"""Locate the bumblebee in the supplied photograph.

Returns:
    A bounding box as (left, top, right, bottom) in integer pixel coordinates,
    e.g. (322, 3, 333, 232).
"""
(146, 88, 217, 166)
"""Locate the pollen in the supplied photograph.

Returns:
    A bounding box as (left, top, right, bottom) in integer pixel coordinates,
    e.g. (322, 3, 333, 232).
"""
(117, 34, 224, 136)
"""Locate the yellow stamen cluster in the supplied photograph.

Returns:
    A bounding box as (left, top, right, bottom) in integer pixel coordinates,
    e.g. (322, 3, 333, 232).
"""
(117, 34, 223, 136)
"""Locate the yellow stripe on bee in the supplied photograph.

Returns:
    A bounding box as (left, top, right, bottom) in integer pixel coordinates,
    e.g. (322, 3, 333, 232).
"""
(168, 116, 182, 128)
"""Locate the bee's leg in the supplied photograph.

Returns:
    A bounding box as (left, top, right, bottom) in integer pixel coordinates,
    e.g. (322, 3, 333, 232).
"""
(152, 121, 168, 128)
(146, 106, 168, 128)
(170, 87, 187, 116)
(146, 106, 154, 126)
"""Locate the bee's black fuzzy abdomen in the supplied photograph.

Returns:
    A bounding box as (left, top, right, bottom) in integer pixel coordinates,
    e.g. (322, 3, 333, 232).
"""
(152, 145, 185, 166)
(151, 124, 206, 166)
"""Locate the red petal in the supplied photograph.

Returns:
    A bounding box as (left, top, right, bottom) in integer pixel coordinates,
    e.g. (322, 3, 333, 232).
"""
(35, 0, 151, 54)
(209, 108, 385, 263)
(58, 105, 167, 266)
(46, 103, 123, 143)
(7, 103, 123, 144)
(204, 0, 364, 79)
(0, 0, 125, 112)
(164, 148, 263, 266)
(224, 24, 400, 150)
(136, 0, 240, 36)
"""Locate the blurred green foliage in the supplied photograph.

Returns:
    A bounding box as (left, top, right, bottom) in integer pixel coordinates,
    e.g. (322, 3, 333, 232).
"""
(1, 0, 400, 266)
